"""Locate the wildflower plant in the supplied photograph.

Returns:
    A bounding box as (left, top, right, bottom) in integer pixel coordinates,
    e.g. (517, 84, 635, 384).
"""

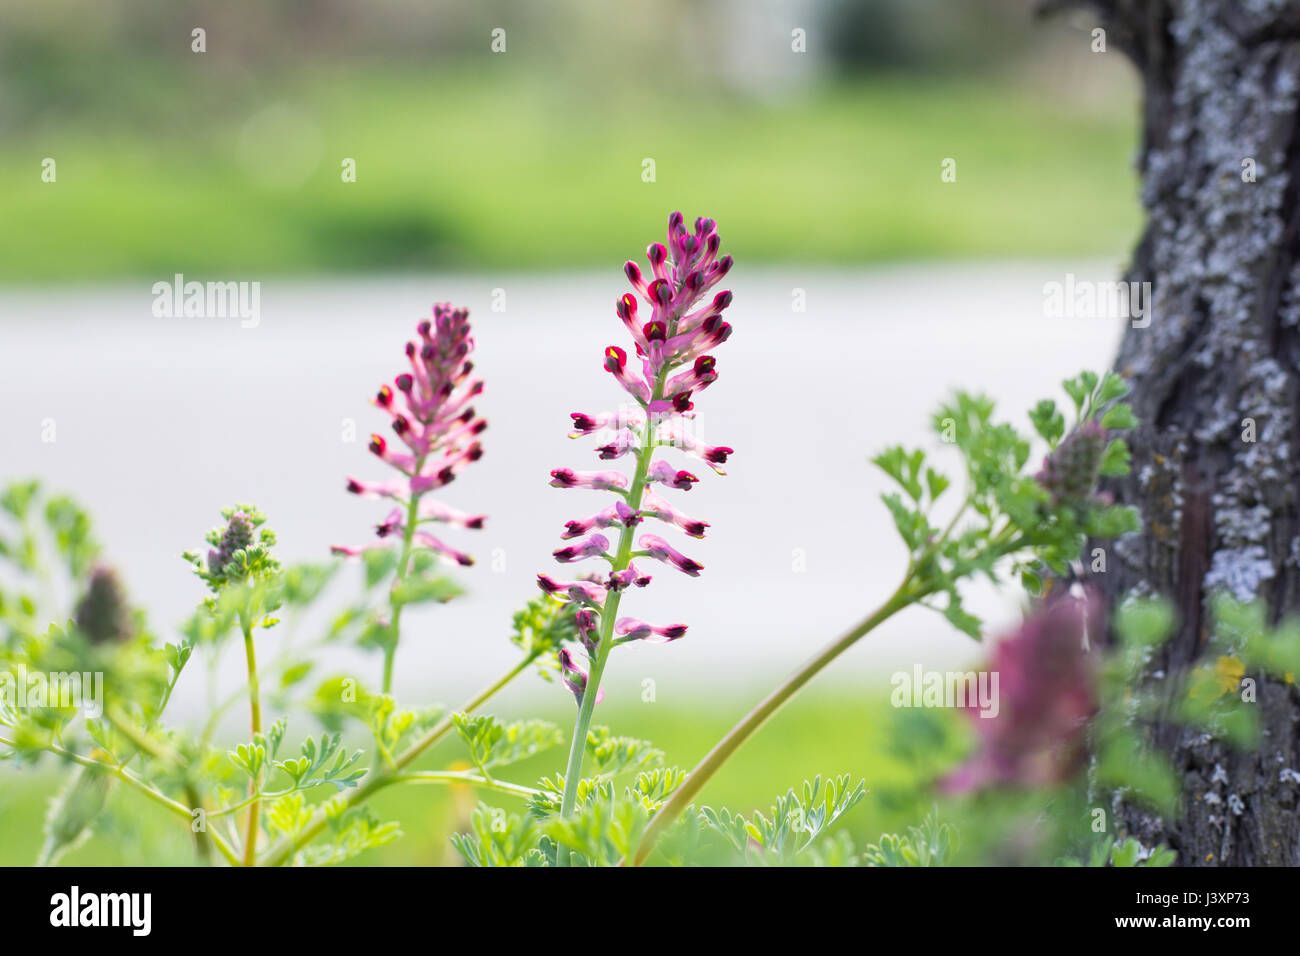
(3, 217, 1215, 871)
(539, 212, 734, 854)
(333, 303, 488, 694)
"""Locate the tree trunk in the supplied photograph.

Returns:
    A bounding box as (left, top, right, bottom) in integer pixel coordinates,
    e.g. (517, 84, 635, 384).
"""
(1052, 0, 1300, 865)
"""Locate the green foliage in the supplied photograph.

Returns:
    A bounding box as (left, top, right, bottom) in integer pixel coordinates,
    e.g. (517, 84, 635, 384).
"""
(451, 803, 544, 868)
(1059, 835, 1177, 868)
(862, 808, 958, 867)
(510, 595, 579, 680)
(583, 726, 665, 777)
(873, 371, 1139, 643)
(1093, 599, 1181, 814)
(697, 774, 868, 866)
(300, 802, 401, 866)
(273, 732, 367, 793)
(365, 694, 443, 763)
(37, 763, 114, 867)
(1093, 595, 1300, 822)
(451, 714, 563, 776)
(390, 574, 464, 607)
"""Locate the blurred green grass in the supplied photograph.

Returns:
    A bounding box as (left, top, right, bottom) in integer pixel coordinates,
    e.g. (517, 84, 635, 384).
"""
(0, 688, 966, 866)
(2, 68, 1139, 281)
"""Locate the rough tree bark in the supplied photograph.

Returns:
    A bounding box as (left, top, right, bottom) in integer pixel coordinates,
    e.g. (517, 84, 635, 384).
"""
(1046, 0, 1300, 865)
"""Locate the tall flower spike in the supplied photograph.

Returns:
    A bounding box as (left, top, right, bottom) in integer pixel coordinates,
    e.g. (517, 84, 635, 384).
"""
(545, 213, 735, 858)
(333, 303, 487, 568)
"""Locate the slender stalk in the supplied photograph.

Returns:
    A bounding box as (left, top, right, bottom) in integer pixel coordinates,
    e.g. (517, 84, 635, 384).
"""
(2, 734, 240, 866)
(628, 580, 918, 866)
(259, 653, 535, 866)
(395, 771, 540, 800)
(383, 468, 426, 695)
(555, 373, 665, 865)
(241, 621, 262, 866)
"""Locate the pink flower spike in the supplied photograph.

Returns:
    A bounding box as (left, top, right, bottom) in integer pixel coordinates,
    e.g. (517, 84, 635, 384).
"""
(559, 648, 604, 707)
(641, 489, 709, 538)
(637, 533, 704, 576)
(646, 460, 699, 491)
(614, 617, 688, 644)
(549, 468, 629, 492)
(553, 533, 611, 564)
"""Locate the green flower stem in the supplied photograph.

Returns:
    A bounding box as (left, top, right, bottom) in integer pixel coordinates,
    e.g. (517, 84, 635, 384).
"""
(627, 521, 1038, 866)
(260, 652, 536, 867)
(198, 632, 333, 750)
(104, 705, 218, 863)
(555, 374, 666, 866)
(628, 578, 919, 866)
(394, 771, 540, 800)
(383, 458, 427, 696)
(240, 621, 262, 866)
(2, 733, 240, 866)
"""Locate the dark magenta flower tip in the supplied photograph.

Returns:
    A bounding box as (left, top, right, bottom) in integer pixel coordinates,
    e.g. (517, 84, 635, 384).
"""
(648, 461, 698, 490)
(376, 385, 394, 407)
(604, 346, 627, 372)
(639, 533, 703, 576)
(368, 434, 387, 455)
(615, 617, 688, 644)
(553, 533, 610, 563)
(712, 290, 733, 311)
(668, 210, 684, 231)
(647, 242, 667, 266)
(550, 468, 577, 487)
(706, 447, 733, 465)
(649, 279, 673, 305)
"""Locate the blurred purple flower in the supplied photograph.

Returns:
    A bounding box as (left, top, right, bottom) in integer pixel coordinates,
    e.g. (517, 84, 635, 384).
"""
(939, 592, 1099, 794)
